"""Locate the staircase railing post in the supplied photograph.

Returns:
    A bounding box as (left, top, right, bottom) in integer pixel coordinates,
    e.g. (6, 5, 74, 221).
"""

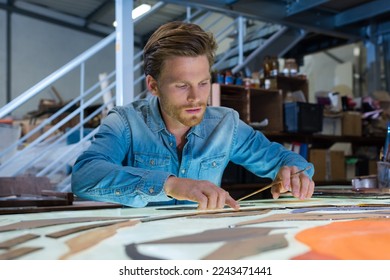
(115, 0, 134, 106)
(237, 16, 246, 66)
(80, 62, 85, 141)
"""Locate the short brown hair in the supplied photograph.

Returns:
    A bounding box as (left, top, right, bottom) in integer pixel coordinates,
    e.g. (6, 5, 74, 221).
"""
(143, 21, 217, 80)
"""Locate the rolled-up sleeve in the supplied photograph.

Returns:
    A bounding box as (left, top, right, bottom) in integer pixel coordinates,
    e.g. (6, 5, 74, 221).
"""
(230, 119, 314, 180)
(71, 109, 174, 207)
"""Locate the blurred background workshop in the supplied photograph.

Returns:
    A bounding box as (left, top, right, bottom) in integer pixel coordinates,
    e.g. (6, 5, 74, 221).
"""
(0, 0, 390, 260)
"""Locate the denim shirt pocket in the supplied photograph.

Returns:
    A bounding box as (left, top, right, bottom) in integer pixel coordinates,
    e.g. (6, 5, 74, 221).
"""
(134, 153, 171, 172)
(198, 154, 226, 182)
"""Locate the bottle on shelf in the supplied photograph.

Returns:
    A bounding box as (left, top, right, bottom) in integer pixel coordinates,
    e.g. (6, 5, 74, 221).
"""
(216, 71, 224, 84)
(262, 56, 271, 89)
(251, 72, 261, 88)
(263, 55, 271, 79)
(283, 58, 298, 76)
(235, 71, 244, 86)
(269, 56, 279, 89)
(224, 70, 234, 85)
(270, 56, 279, 77)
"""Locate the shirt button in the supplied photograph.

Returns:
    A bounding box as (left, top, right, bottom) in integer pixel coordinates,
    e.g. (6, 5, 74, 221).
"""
(212, 161, 217, 167)
(150, 160, 155, 166)
(115, 190, 121, 195)
(149, 187, 154, 194)
(169, 142, 173, 146)
(181, 169, 186, 174)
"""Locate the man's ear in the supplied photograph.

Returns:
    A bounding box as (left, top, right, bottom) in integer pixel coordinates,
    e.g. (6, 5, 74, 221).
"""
(146, 75, 158, 96)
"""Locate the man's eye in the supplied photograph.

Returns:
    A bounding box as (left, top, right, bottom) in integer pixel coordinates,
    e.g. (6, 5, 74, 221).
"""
(176, 84, 188, 89)
(200, 82, 209, 87)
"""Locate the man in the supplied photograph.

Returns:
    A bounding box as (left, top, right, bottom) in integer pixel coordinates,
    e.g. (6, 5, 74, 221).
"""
(71, 21, 315, 210)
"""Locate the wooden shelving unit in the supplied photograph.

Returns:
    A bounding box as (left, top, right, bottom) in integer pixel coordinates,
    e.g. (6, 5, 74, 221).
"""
(263, 131, 385, 149)
(276, 75, 309, 101)
(214, 84, 284, 132)
(215, 77, 385, 198)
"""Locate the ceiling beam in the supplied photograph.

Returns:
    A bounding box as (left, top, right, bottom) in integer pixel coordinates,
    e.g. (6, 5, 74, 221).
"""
(84, 0, 114, 28)
(0, 2, 108, 37)
(164, 0, 360, 40)
(170, 0, 390, 40)
(335, 0, 390, 27)
(378, 21, 390, 36)
(286, 0, 331, 16)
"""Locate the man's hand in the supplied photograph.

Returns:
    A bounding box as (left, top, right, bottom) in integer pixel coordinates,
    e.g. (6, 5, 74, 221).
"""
(271, 166, 315, 200)
(164, 177, 240, 210)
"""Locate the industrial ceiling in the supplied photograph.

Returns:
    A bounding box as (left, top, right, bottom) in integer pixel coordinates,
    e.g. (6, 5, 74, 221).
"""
(1, 0, 389, 56)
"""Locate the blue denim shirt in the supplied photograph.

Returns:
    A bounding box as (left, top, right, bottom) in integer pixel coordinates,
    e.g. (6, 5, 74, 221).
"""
(71, 95, 314, 207)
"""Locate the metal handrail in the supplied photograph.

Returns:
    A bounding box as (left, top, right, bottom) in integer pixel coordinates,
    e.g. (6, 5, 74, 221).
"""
(0, 33, 116, 119)
(4, 81, 116, 175)
(37, 100, 115, 177)
(0, 70, 115, 167)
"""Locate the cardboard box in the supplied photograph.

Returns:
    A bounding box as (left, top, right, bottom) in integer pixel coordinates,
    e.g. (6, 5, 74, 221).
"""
(321, 116, 342, 136)
(342, 111, 362, 136)
(14, 119, 56, 143)
(369, 160, 377, 175)
(0, 125, 21, 165)
(310, 149, 326, 181)
(346, 157, 359, 180)
(309, 149, 345, 181)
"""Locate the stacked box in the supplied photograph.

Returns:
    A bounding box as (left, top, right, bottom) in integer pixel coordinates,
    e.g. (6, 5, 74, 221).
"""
(342, 111, 362, 136)
(284, 102, 323, 133)
(309, 149, 345, 181)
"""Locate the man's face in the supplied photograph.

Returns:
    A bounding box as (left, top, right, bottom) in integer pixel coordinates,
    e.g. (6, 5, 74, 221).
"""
(147, 55, 211, 130)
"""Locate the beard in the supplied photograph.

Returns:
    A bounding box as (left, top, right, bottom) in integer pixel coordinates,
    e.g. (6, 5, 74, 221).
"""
(159, 95, 207, 127)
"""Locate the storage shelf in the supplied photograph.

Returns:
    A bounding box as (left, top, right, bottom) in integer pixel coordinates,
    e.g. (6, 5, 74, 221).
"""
(262, 131, 385, 147)
(216, 84, 283, 131)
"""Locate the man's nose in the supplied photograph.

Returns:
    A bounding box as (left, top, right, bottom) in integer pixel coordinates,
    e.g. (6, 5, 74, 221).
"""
(187, 87, 200, 103)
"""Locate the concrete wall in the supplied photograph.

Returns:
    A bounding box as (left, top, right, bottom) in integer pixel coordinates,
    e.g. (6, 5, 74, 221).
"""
(301, 43, 362, 103)
(0, 12, 115, 118)
(0, 9, 6, 110)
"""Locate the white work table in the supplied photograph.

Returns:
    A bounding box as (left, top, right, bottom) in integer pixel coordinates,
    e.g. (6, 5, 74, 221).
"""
(1, 192, 390, 261)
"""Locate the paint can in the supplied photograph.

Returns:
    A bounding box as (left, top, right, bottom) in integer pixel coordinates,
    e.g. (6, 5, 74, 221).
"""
(377, 161, 390, 188)
(351, 175, 378, 191)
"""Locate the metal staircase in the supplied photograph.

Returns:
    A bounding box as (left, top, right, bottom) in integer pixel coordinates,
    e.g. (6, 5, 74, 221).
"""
(0, 1, 306, 191)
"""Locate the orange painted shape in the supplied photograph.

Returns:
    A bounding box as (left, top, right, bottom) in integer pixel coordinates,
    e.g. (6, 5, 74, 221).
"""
(291, 251, 338, 260)
(294, 219, 390, 260)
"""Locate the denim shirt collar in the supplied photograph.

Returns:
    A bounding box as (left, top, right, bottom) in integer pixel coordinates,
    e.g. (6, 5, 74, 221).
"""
(148, 95, 206, 139)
